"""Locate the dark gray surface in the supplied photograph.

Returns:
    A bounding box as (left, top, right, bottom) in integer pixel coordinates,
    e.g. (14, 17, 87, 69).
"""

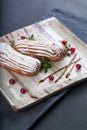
(32, 82, 87, 130)
(0, 0, 87, 130)
(1, 0, 87, 36)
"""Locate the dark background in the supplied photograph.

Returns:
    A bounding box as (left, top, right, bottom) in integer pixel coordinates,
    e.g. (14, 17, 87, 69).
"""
(0, 0, 87, 130)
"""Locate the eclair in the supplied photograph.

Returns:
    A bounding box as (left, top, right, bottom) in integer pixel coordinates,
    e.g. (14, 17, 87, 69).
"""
(14, 39, 66, 61)
(0, 42, 41, 76)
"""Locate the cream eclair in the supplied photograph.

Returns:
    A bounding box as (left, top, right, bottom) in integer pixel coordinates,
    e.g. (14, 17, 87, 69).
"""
(14, 39, 66, 61)
(0, 42, 41, 76)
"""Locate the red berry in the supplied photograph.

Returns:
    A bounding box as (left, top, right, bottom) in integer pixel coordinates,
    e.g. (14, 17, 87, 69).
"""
(20, 87, 27, 94)
(76, 64, 81, 70)
(70, 47, 76, 53)
(61, 40, 67, 45)
(21, 36, 25, 40)
(9, 79, 15, 85)
(49, 75, 54, 80)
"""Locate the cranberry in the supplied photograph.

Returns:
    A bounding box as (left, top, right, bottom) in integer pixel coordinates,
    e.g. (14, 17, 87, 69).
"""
(49, 75, 54, 80)
(76, 64, 81, 70)
(20, 87, 27, 94)
(21, 36, 25, 40)
(70, 47, 76, 53)
(61, 40, 67, 45)
(9, 79, 15, 85)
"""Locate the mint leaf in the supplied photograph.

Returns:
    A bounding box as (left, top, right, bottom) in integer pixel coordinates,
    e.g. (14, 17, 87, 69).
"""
(41, 57, 47, 65)
(65, 43, 71, 51)
(43, 67, 48, 73)
(46, 63, 52, 68)
(41, 57, 52, 73)
(10, 40, 15, 47)
(27, 34, 35, 40)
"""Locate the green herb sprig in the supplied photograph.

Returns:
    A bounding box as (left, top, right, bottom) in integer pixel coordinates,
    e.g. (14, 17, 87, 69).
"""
(65, 43, 71, 51)
(27, 34, 35, 40)
(10, 40, 15, 47)
(41, 57, 52, 73)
